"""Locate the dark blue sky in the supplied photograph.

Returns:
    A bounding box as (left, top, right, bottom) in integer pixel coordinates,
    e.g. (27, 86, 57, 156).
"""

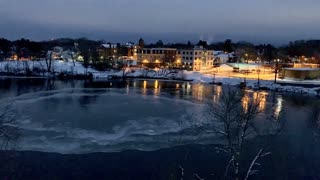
(0, 0, 320, 45)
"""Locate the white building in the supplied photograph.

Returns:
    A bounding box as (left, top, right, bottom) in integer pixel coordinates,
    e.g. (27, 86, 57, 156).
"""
(177, 46, 214, 71)
(214, 51, 235, 63)
(101, 43, 117, 48)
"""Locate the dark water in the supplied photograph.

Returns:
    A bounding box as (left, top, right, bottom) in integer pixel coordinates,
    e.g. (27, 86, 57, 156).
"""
(0, 77, 320, 179)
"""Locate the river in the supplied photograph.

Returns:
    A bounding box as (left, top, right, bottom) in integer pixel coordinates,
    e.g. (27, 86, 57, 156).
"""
(0, 77, 320, 179)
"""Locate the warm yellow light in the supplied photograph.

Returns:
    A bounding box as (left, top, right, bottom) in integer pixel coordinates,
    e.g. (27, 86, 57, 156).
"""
(155, 60, 160, 63)
(143, 80, 147, 89)
(77, 55, 84, 61)
(154, 80, 159, 88)
(143, 59, 149, 63)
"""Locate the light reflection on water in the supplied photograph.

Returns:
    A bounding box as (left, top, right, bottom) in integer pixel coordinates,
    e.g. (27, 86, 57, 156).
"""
(242, 91, 268, 112)
(274, 96, 283, 120)
(139, 80, 282, 116)
(156, 81, 284, 120)
(1, 78, 318, 154)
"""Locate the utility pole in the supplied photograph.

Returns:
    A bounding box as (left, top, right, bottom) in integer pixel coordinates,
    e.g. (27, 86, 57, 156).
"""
(274, 59, 279, 83)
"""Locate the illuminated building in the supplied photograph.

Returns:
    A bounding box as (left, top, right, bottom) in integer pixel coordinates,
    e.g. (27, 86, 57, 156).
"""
(177, 46, 214, 71)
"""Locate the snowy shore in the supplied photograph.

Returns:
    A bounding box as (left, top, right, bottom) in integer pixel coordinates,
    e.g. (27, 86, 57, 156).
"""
(0, 60, 319, 96)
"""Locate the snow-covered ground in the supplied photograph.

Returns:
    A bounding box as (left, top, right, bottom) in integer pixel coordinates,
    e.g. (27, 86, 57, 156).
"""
(0, 60, 114, 78)
(0, 60, 96, 75)
(183, 71, 320, 96)
(0, 60, 319, 96)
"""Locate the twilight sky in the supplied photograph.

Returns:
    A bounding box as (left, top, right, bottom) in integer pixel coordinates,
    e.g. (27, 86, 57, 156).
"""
(0, 0, 320, 45)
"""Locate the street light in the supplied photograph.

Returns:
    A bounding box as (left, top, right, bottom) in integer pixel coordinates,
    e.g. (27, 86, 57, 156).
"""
(274, 59, 280, 83)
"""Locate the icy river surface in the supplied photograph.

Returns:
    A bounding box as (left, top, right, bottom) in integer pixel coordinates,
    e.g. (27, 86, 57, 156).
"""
(0, 78, 319, 154)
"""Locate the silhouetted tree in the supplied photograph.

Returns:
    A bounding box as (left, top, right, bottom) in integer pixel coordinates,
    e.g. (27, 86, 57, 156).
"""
(155, 40, 164, 47)
(187, 41, 192, 47)
(224, 39, 234, 53)
(0, 38, 11, 57)
(138, 38, 145, 48)
(264, 44, 276, 63)
(197, 40, 208, 48)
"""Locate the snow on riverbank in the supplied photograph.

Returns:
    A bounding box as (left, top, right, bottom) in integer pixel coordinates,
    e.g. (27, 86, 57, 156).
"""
(183, 71, 320, 96)
(0, 60, 319, 96)
(0, 60, 86, 74)
(0, 60, 113, 78)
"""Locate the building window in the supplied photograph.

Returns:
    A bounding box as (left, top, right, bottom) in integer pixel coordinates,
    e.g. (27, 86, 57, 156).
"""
(183, 52, 185, 55)
(178, 51, 180, 54)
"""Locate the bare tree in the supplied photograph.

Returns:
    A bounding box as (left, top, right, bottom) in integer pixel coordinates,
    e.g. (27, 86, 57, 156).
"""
(45, 51, 53, 73)
(0, 103, 20, 150)
(201, 89, 283, 180)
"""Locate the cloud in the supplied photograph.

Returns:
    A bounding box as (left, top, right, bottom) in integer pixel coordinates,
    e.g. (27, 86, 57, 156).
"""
(0, 0, 320, 44)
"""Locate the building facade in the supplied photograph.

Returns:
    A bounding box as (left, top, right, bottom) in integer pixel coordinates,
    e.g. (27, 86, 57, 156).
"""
(97, 43, 118, 62)
(132, 45, 214, 70)
(137, 48, 181, 68)
(177, 46, 214, 71)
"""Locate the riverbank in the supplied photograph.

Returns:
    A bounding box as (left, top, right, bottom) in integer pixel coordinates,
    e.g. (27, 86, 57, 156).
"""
(1, 60, 320, 96)
(182, 71, 320, 96)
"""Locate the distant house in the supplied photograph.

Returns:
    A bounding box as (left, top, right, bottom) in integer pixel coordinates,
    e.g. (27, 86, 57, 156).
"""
(214, 51, 235, 63)
(8, 46, 18, 60)
(97, 43, 118, 62)
(52, 46, 64, 60)
(61, 50, 75, 62)
(125, 42, 135, 48)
